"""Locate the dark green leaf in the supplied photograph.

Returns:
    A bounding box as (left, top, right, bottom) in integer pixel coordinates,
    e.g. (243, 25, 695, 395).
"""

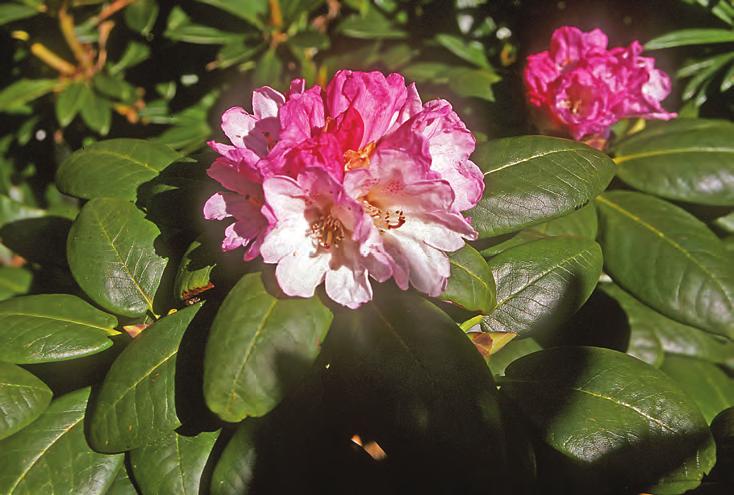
(109, 42, 150, 74)
(0, 362, 52, 440)
(130, 429, 220, 495)
(203, 272, 333, 422)
(80, 91, 112, 136)
(195, 0, 267, 28)
(0, 388, 123, 494)
(0, 2, 40, 25)
(481, 237, 603, 335)
(67, 198, 169, 317)
(0, 294, 118, 364)
(338, 11, 406, 39)
(0, 79, 57, 114)
(596, 191, 734, 338)
(57, 138, 181, 201)
(88, 304, 203, 453)
(440, 244, 495, 313)
(470, 136, 615, 238)
(661, 355, 734, 424)
(487, 337, 542, 376)
(646, 28, 734, 49)
(503, 346, 716, 494)
(210, 420, 258, 495)
(0, 266, 32, 301)
(106, 463, 138, 495)
(614, 119, 734, 206)
(710, 407, 734, 485)
(252, 49, 282, 88)
(55, 82, 89, 127)
(324, 290, 510, 491)
(93, 73, 137, 103)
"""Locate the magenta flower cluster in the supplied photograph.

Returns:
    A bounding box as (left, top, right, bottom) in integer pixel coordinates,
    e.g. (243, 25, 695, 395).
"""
(204, 71, 484, 308)
(525, 26, 676, 140)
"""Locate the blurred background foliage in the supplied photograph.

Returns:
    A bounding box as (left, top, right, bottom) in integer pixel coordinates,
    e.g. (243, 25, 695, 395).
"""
(0, 0, 732, 271)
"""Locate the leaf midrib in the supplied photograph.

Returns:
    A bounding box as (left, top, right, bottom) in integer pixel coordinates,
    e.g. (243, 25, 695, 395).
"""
(0, 311, 113, 333)
(483, 148, 590, 176)
(615, 147, 734, 164)
(595, 195, 732, 308)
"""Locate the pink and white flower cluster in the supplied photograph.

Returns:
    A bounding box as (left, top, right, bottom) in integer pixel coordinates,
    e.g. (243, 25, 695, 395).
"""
(204, 70, 484, 308)
(525, 26, 676, 141)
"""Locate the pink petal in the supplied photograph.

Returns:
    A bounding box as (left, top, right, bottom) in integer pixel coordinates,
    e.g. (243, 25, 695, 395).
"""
(252, 86, 285, 119)
(325, 261, 373, 309)
(203, 193, 229, 220)
(221, 107, 257, 148)
(207, 157, 262, 194)
(275, 242, 330, 298)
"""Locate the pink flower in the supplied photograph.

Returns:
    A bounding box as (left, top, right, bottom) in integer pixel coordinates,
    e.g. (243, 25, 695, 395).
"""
(205, 70, 483, 308)
(525, 26, 676, 141)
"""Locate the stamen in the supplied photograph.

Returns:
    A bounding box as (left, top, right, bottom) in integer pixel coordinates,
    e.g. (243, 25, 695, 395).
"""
(310, 214, 345, 249)
(363, 201, 405, 231)
(344, 141, 376, 171)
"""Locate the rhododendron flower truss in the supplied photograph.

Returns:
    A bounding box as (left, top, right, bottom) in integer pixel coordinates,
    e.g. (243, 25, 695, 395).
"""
(204, 70, 484, 308)
(524, 26, 676, 142)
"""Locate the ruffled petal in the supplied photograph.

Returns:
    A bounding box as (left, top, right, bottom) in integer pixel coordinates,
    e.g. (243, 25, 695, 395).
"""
(252, 86, 285, 119)
(275, 242, 330, 298)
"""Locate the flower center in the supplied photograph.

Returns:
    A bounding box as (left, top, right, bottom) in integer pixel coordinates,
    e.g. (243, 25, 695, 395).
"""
(344, 142, 376, 171)
(310, 214, 345, 250)
(363, 201, 405, 232)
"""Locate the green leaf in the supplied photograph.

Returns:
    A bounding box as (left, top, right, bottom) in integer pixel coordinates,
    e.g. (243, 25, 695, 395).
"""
(487, 337, 542, 377)
(67, 198, 169, 318)
(0, 194, 44, 228)
(106, 464, 138, 495)
(80, 91, 112, 136)
(448, 67, 500, 101)
(57, 138, 181, 201)
(596, 191, 734, 338)
(338, 11, 406, 39)
(88, 304, 203, 453)
(714, 211, 734, 234)
(0, 294, 118, 364)
(93, 73, 137, 103)
(252, 48, 282, 88)
(481, 203, 598, 257)
(0, 266, 32, 301)
(124, 0, 158, 35)
(661, 355, 734, 424)
(710, 407, 734, 485)
(324, 290, 509, 490)
(210, 420, 258, 495)
(601, 282, 734, 368)
(130, 429, 220, 495)
(435, 33, 490, 68)
(174, 238, 215, 302)
(469, 136, 615, 238)
(439, 243, 495, 313)
(646, 28, 734, 49)
(480, 237, 603, 335)
(600, 283, 666, 367)
(502, 346, 716, 494)
(0, 79, 57, 114)
(613, 119, 734, 206)
(194, 0, 267, 28)
(0, 2, 40, 25)
(0, 362, 52, 440)
(0, 388, 124, 495)
(55, 82, 89, 127)
(165, 7, 244, 44)
(204, 272, 333, 422)
(109, 42, 150, 74)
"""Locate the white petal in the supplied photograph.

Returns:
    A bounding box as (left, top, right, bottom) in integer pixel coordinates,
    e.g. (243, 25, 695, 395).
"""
(275, 243, 329, 298)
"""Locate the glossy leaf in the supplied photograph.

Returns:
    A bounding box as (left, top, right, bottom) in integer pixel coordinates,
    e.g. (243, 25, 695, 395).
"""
(88, 304, 203, 453)
(487, 337, 542, 377)
(661, 355, 734, 424)
(67, 198, 169, 318)
(470, 136, 615, 238)
(646, 28, 734, 49)
(57, 138, 181, 201)
(324, 290, 510, 491)
(439, 244, 495, 313)
(614, 119, 734, 206)
(204, 272, 333, 422)
(502, 346, 716, 494)
(0, 388, 123, 494)
(106, 464, 138, 495)
(55, 82, 89, 127)
(130, 429, 220, 495)
(0, 294, 118, 364)
(0, 362, 52, 440)
(601, 283, 733, 368)
(480, 237, 603, 335)
(210, 420, 258, 495)
(596, 191, 734, 338)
